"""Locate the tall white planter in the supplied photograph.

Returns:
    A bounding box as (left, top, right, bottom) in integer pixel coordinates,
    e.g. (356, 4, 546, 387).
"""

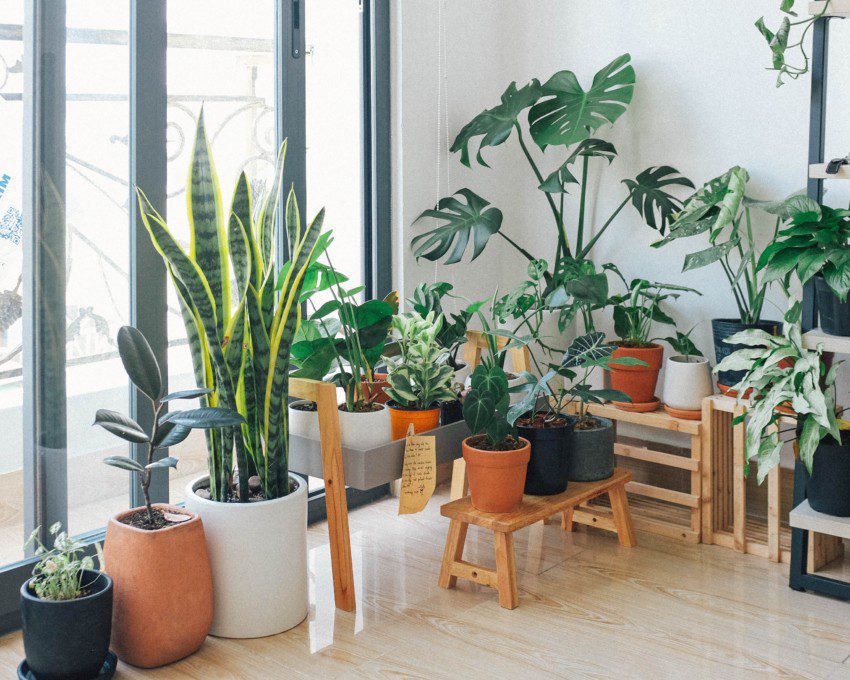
(338, 403, 391, 449)
(289, 400, 319, 440)
(662, 355, 713, 411)
(185, 474, 308, 638)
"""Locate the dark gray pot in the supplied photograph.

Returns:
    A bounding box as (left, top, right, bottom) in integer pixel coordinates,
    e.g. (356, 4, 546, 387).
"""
(566, 416, 614, 482)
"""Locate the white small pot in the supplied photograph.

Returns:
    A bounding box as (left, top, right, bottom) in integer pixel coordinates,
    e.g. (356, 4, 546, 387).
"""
(662, 355, 714, 412)
(185, 474, 308, 638)
(289, 400, 320, 440)
(338, 402, 391, 450)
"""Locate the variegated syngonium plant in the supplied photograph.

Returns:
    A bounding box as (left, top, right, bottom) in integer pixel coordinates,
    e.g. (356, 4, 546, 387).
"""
(715, 314, 841, 483)
(137, 110, 327, 503)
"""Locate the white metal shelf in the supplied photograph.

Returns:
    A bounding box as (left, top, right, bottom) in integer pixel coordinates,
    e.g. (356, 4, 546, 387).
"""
(790, 499, 850, 539)
(809, 0, 850, 17)
(802, 328, 850, 354)
(810, 163, 850, 179)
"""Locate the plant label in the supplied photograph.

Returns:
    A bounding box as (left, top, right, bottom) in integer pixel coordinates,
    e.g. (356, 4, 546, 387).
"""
(398, 424, 436, 515)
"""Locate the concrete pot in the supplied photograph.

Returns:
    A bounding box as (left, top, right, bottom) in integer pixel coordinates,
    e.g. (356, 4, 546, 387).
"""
(289, 400, 319, 440)
(185, 474, 308, 638)
(566, 416, 615, 482)
(662, 355, 713, 412)
(338, 402, 391, 449)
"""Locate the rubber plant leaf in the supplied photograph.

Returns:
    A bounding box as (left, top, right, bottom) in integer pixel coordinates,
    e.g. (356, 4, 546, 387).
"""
(117, 325, 163, 401)
(94, 409, 150, 444)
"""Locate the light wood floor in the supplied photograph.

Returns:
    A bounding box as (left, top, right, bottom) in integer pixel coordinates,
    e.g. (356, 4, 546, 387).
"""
(3, 484, 850, 679)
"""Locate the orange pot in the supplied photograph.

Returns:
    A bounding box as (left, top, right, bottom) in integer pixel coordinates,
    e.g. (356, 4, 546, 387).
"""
(388, 403, 441, 440)
(609, 343, 664, 405)
(104, 505, 213, 668)
(462, 436, 531, 513)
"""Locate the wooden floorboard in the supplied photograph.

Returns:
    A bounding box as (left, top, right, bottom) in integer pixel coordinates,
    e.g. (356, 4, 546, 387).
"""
(3, 484, 850, 679)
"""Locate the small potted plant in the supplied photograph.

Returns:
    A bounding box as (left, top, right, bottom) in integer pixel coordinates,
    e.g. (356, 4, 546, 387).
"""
(462, 363, 531, 512)
(605, 264, 700, 411)
(19, 525, 113, 680)
(660, 328, 713, 420)
(97, 326, 242, 667)
(715, 305, 850, 516)
(384, 311, 457, 439)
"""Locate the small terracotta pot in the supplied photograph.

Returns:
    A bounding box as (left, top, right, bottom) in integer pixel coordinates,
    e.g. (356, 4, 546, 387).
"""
(104, 504, 213, 668)
(610, 343, 664, 405)
(388, 403, 441, 440)
(462, 436, 531, 513)
(362, 373, 391, 404)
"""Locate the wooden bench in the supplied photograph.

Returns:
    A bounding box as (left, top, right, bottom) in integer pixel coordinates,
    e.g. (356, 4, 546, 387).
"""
(438, 468, 635, 609)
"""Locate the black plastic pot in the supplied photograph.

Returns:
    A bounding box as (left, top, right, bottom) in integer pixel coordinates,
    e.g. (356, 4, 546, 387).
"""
(815, 275, 850, 337)
(517, 413, 572, 495)
(806, 431, 850, 517)
(566, 416, 614, 482)
(439, 398, 463, 426)
(712, 318, 780, 389)
(20, 570, 113, 680)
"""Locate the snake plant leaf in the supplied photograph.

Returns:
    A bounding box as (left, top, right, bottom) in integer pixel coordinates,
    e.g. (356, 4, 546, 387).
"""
(103, 455, 145, 473)
(146, 456, 178, 470)
(228, 212, 252, 303)
(683, 238, 739, 272)
(117, 325, 163, 401)
(188, 108, 230, 330)
(94, 409, 150, 443)
(622, 166, 694, 235)
(451, 80, 542, 167)
(285, 183, 301, 261)
(224, 298, 246, 378)
(161, 387, 213, 402)
(528, 54, 634, 150)
(258, 140, 287, 271)
(411, 189, 503, 264)
(165, 407, 246, 429)
(229, 171, 262, 289)
(152, 421, 192, 448)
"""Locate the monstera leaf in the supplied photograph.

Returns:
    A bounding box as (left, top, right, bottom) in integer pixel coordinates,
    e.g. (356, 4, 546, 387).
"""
(451, 80, 542, 167)
(528, 54, 635, 150)
(412, 189, 503, 264)
(561, 332, 614, 369)
(539, 138, 618, 193)
(622, 166, 694, 235)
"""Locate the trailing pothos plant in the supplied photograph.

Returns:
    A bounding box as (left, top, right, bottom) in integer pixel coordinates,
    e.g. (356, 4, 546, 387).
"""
(508, 332, 642, 430)
(604, 264, 700, 347)
(715, 303, 840, 482)
(757, 196, 850, 302)
(411, 54, 692, 317)
(407, 282, 473, 372)
(755, 0, 831, 88)
(652, 166, 781, 325)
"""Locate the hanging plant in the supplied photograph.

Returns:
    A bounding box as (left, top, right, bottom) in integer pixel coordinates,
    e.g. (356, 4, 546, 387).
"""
(755, 0, 831, 87)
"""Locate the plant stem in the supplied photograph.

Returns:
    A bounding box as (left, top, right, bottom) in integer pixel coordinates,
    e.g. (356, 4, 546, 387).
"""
(576, 156, 589, 255)
(578, 196, 630, 260)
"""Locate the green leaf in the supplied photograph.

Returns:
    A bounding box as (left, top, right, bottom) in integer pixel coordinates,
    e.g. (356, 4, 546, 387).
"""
(824, 264, 850, 302)
(528, 54, 635, 150)
(538, 139, 616, 193)
(622, 166, 694, 235)
(565, 273, 609, 306)
(412, 189, 503, 264)
(94, 409, 149, 443)
(562, 332, 613, 368)
(682, 240, 737, 272)
(165, 407, 246, 429)
(117, 326, 162, 401)
(146, 456, 178, 470)
(161, 387, 213, 402)
(462, 389, 495, 434)
(152, 421, 191, 448)
(103, 455, 145, 473)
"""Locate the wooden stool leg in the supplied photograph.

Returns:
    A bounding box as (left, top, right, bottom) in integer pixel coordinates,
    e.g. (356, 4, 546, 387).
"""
(438, 520, 468, 589)
(562, 507, 575, 532)
(494, 531, 518, 609)
(450, 458, 468, 501)
(609, 484, 636, 548)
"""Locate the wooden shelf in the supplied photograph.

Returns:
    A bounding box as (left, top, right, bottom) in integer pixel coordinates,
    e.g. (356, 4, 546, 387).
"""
(790, 500, 850, 539)
(802, 328, 850, 354)
(809, 0, 850, 17)
(809, 163, 850, 179)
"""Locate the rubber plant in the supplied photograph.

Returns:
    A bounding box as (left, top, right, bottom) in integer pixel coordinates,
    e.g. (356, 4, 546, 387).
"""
(755, 0, 831, 87)
(138, 110, 325, 502)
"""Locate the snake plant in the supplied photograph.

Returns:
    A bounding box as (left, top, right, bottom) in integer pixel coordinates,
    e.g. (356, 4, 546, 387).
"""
(137, 111, 325, 502)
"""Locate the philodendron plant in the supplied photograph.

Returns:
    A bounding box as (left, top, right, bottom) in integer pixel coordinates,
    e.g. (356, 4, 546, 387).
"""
(95, 326, 244, 527)
(139, 111, 324, 502)
(463, 364, 519, 450)
(384, 312, 456, 410)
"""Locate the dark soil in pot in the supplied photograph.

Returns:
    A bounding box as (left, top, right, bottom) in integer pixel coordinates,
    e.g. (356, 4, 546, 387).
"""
(516, 412, 572, 495)
(712, 318, 780, 389)
(339, 402, 383, 413)
(806, 429, 850, 517)
(815, 275, 850, 337)
(20, 569, 113, 680)
(290, 400, 317, 412)
(566, 415, 614, 482)
(439, 398, 463, 425)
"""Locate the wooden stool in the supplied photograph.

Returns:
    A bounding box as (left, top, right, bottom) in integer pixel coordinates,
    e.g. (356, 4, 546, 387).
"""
(438, 469, 635, 609)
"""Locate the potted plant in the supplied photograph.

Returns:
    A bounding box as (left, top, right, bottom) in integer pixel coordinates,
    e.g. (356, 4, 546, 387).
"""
(605, 264, 700, 410)
(19, 525, 113, 680)
(715, 305, 850, 516)
(462, 363, 531, 512)
(509, 332, 640, 493)
(139, 112, 321, 637)
(661, 328, 713, 419)
(96, 326, 240, 666)
(652, 166, 785, 393)
(384, 311, 457, 439)
(757, 196, 850, 337)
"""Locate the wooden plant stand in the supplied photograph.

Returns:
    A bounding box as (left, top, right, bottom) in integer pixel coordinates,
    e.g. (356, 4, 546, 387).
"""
(438, 469, 635, 609)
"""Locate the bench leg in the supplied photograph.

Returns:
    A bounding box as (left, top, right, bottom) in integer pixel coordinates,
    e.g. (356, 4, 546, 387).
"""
(438, 519, 468, 589)
(494, 531, 518, 609)
(450, 458, 468, 501)
(609, 484, 636, 548)
(562, 507, 575, 532)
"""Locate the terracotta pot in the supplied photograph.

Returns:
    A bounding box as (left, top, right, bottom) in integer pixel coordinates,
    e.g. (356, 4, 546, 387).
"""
(388, 403, 441, 440)
(462, 436, 531, 513)
(104, 504, 212, 668)
(361, 374, 391, 404)
(610, 343, 664, 405)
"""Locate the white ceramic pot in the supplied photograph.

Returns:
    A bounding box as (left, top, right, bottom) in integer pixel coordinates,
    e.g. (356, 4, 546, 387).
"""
(289, 400, 320, 440)
(185, 474, 308, 638)
(662, 355, 714, 411)
(338, 402, 391, 450)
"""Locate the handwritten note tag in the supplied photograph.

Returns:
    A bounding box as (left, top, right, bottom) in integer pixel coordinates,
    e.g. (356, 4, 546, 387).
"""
(398, 423, 436, 515)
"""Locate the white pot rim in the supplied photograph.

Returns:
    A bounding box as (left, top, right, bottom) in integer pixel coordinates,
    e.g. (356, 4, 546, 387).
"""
(668, 355, 709, 365)
(337, 402, 388, 413)
(186, 473, 307, 512)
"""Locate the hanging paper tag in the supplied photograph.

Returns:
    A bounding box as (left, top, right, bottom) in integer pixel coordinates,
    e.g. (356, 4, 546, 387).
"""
(398, 423, 436, 515)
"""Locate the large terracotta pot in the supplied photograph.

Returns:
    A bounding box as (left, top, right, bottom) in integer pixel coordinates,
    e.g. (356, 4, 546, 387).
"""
(388, 403, 441, 440)
(462, 436, 531, 513)
(609, 343, 664, 405)
(104, 504, 212, 668)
